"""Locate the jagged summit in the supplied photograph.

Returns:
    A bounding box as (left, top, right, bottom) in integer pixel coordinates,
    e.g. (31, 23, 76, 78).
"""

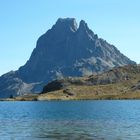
(53, 18, 78, 32)
(0, 18, 136, 98)
(53, 18, 92, 33)
(79, 20, 88, 30)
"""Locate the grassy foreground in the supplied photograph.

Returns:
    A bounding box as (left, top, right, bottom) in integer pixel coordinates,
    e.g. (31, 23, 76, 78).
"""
(2, 85, 140, 101)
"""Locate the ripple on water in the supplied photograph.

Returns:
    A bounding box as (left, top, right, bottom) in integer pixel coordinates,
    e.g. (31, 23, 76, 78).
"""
(0, 101, 140, 139)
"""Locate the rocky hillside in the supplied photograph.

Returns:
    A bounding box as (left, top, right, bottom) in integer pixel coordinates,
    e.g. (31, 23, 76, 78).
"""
(39, 65, 140, 100)
(4, 65, 140, 101)
(0, 18, 135, 98)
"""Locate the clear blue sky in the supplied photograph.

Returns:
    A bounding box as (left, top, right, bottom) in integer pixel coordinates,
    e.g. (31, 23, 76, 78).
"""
(0, 0, 140, 76)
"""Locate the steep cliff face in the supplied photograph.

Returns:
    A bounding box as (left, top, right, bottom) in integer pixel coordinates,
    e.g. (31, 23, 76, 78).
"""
(0, 18, 136, 98)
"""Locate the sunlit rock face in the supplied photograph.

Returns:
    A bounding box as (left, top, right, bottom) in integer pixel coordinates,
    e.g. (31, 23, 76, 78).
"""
(0, 18, 136, 98)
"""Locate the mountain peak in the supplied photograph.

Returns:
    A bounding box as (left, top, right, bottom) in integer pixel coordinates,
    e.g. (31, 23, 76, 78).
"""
(79, 20, 88, 29)
(54, 18, 78, 32)
(78, 20, 95, 40)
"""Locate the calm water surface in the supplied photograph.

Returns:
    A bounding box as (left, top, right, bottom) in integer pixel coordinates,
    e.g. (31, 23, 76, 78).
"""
(0, 101, 140, 140)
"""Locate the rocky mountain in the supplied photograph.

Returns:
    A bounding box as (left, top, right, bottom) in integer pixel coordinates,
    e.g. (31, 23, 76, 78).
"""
(0, 18, 136, 98)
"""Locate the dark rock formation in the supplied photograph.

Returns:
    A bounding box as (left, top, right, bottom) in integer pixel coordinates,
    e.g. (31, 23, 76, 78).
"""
(0, 18, 136, 98)
(42, 80, 64, 93)
(131, 80, 140, 91)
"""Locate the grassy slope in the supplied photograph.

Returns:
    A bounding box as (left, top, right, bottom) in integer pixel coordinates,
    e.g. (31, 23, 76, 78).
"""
(2, 65, 140, 101)
(37, 65, 140, 100)
(38, 84, 140, 100)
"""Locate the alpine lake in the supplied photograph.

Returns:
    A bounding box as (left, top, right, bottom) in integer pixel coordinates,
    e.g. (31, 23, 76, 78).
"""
(0, 100, 140, 140)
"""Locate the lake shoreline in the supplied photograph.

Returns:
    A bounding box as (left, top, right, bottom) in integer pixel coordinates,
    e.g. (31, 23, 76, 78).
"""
(1, 94, 140, 101)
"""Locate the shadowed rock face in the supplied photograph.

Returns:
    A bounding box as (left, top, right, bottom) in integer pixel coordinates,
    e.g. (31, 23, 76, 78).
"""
(0, 18, 136, 98)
